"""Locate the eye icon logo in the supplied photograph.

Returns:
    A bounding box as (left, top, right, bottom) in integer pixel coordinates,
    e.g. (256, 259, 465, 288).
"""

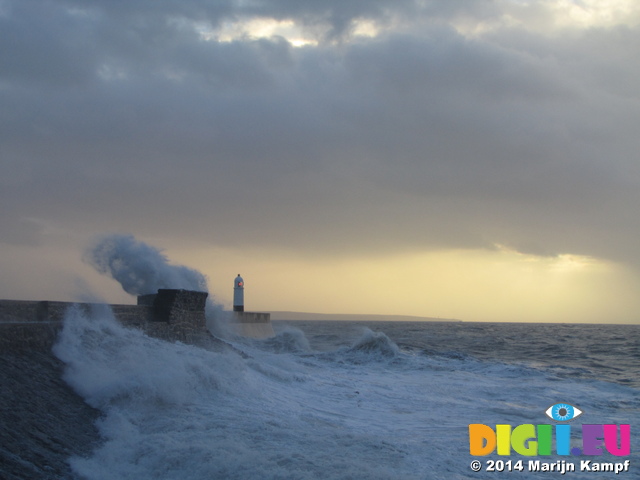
(545, 403, 583, 422)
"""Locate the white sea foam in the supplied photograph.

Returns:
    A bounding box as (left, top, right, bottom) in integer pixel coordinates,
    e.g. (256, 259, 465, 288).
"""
(54, 308, 640, 480)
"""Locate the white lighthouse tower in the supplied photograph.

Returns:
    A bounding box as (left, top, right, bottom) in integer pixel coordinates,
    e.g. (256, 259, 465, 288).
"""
(230, 273, 273, 338)
(233, 274, 244, 312)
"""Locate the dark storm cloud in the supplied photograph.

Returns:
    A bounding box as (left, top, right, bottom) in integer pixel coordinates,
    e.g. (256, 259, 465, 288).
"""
(1, 0, 640, 267)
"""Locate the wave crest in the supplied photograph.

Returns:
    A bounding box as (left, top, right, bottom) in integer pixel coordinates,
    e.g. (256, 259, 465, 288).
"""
(53, 304, 245, 409)
(261, 327, 312, 353)
(346, 328, 400, 358)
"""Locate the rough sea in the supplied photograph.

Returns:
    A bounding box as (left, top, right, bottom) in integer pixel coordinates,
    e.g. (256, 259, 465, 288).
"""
(53, 310, 640, 479)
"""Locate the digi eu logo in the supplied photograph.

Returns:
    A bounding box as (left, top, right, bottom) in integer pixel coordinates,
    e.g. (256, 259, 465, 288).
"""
(469, 403, 631, 456)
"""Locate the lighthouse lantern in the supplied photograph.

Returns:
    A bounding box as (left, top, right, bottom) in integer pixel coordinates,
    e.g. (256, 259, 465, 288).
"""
(233, 274, 244, 312)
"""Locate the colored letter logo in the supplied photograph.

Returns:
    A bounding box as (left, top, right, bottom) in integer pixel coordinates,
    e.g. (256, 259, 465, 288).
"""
(469, 403, 630, 457)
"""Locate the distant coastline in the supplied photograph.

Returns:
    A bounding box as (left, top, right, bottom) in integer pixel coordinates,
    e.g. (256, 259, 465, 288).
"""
(269, 311, 462, 322)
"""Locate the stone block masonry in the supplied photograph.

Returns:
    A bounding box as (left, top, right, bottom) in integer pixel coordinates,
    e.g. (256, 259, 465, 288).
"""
(0, 289, 213, 352)
(134, 289, 209, 344)
(0, 288, 276, 349)
(231, 311, 274, 338)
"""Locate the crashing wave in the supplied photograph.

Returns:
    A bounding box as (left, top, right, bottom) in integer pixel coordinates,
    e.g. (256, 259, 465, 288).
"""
(261, 327, 312, 354)
(346, 328, 400, 357)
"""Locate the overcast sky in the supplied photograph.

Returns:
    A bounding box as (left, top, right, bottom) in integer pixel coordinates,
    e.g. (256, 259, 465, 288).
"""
(2, 0, 640, 322)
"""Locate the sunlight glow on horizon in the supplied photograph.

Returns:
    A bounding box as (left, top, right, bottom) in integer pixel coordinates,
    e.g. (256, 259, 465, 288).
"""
(165, 242, 640, 324)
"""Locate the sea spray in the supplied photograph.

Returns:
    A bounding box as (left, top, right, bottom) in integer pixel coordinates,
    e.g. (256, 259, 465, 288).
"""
(53, 305, 266, 479)
(84, 234, 208, 295)
(84, 233, 226, 332)
(53, 304, 247, 410)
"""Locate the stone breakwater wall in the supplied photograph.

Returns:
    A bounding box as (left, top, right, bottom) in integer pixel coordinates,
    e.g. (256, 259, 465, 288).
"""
(232, 311, 275, 338)
(0, 289, 212, 353)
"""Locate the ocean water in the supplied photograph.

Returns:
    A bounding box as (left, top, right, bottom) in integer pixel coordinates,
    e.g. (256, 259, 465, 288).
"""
(53, 309, 639, 479)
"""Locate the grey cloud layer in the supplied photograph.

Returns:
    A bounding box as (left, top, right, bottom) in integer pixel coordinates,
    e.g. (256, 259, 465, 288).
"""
(2, 0, 639, 266)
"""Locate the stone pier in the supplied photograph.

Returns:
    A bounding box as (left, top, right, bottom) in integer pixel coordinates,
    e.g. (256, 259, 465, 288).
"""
(230, 311, 274, 339)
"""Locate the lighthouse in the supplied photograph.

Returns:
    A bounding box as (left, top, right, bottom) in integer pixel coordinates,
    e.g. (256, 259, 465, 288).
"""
(230, 274, 273, 338)
(233, 274, 244, 312)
